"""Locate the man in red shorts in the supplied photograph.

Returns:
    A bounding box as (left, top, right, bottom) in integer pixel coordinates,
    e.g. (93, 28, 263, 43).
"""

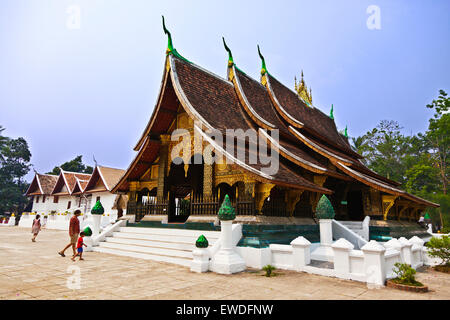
(58, 210, 81, 257)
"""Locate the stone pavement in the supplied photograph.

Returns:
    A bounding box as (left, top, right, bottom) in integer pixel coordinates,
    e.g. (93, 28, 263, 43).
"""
(0, 227, 449, 300)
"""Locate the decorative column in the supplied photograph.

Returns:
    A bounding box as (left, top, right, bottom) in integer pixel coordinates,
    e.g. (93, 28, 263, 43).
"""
(90, 200, 104, 235)
(332, 238, 354, 279)
(310, 195, 335, 261)
(157, 134, 171, 201)
(361, 240, 386, 287)
(191, 235, 210, 273)
(210, 195, 246, 274)
(398, 237, 413, 265)
(8, 214, 15, 226)
(409, 236, 425, 263)
(203, 152, 213, 198)
(316, 195, 335, 246)
(290, 236, 311, 271)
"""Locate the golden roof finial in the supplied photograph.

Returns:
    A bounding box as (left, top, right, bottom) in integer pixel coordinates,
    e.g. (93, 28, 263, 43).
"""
(295, 70, 313, 105)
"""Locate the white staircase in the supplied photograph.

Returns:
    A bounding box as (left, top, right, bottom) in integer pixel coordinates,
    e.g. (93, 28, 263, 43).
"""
(339, 221, 366, 239)
(92, 226, 221, 267)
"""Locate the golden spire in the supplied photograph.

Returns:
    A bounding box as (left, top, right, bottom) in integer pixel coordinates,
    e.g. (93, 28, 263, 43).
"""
(295, 70, 313, 105)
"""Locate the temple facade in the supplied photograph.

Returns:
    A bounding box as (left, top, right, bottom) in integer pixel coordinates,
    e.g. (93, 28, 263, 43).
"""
(26, 166, 127, 218)
(112, 21, 439, 225)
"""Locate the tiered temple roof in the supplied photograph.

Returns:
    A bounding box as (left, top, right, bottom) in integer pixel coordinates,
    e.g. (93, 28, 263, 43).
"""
(112, 20, 438, 209)
(25, 173, 58, 196)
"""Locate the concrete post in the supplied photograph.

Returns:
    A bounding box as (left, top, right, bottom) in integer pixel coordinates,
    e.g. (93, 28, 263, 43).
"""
(8, 216, 15, 226)
(319, 219, 333, 246)
(191, 248, 209, 273)
(362, 240, 386, 287)
(383, 238, 403, 261)
(290, 236, 311, 271)
(332, 238, 354, 279)
(398, 237, 413, 265)
(92, 214, 102, 235)
(409, 236, 425, 263)
(210, 220, 246, 274)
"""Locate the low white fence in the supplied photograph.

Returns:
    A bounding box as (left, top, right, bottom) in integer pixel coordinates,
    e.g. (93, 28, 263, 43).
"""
(17, 213, 118, 231)
(237, 235, 439, 286)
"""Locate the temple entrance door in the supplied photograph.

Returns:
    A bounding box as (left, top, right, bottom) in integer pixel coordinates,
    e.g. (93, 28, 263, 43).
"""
(347, 190, 364, 220)
(166, 155, 203, 223)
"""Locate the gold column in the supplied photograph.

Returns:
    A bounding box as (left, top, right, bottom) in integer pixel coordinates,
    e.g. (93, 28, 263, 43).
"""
(203, 152, 213, 199)
(157, 134, 171, 201)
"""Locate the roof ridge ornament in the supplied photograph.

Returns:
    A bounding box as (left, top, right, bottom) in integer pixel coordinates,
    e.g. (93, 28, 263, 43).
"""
(222, 37, 234, 67)
(344, 125, 348, 138)
(330, 104, 334, 120)
(257, 45, 267, 76)
(162, 16, 174, 54)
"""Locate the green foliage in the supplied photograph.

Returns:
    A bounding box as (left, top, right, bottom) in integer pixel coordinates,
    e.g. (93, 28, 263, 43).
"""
(195, 235, 209, 248)
(353, 120, 411, 183)
(0, 126, 31, 215)
(352, 90, 450, 230)
(262, 264, 276, 277)
(91, 200, 104, 215)
(47, 155, 93, 175)
(425, 236, 450, 266)
(425, 90, 449, 196)
(392, 263, 423, 286)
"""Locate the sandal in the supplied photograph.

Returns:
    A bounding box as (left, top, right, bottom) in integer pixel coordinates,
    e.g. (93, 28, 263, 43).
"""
(58, 252, 65, 257)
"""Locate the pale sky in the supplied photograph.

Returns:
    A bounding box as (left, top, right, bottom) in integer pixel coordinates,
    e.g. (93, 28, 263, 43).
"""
(0, 0, 449, 182)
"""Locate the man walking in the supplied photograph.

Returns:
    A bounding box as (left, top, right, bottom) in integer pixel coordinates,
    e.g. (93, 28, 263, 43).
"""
(58, 210, 81, 257)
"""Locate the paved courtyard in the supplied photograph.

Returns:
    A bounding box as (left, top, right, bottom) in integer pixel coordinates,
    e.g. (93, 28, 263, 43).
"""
(0, 227, 449, 300)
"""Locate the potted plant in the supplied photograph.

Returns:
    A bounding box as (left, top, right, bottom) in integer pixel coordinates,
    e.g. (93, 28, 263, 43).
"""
(386, 263, 428, 292)
(425, 235, 450, 273)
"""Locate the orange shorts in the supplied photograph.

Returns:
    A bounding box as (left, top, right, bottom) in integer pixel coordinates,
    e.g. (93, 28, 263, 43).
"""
(70, 233, 78, 244)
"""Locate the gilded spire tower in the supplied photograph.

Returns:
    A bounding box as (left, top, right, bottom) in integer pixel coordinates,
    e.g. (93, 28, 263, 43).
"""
(295, 70, 313, 105)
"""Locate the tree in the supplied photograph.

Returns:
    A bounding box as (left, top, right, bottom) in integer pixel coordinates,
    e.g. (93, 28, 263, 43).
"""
(353, 120, 411, 184)
(352, 90, 449, 230)
(47, 155, 93, 175)
(0, 127, 32, 215)
(426, 90, 449, 195)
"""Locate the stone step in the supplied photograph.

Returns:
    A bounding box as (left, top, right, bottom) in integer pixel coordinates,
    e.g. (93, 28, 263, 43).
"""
(98, 241, 193, 259)
(105, 237, 196, 251)
(112, 231, 218, 244)
(119, 227, 220, 239)
(92, 246, 192, 267)
(340, 222, 363, 227)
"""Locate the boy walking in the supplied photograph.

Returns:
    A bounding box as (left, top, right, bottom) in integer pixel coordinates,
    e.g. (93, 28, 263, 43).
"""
(72, 232, 87, 261)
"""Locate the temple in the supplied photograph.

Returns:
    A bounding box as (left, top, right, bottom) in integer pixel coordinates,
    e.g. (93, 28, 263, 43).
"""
(112, 18, 439, 233)
(25, 166, 127, 218)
